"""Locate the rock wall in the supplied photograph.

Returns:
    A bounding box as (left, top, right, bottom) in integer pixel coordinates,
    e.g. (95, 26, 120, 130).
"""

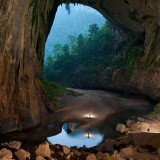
(0, 0, 59, 133)
(0, 0, 160, 133)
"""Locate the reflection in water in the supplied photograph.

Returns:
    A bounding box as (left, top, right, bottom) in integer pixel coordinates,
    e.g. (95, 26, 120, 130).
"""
(47, 123, 103, 148)
(83, 132, 94, 138)
(48, 108, 153, 148)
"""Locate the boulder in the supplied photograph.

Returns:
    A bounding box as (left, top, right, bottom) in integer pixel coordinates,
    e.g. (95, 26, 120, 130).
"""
(67, 123, 75, 132)
(137, 117, 144, 121)
(126, 120, 134, 127)
(66, 153, 72, 160)
(62, 145, 70, 154)
(0, 148, 13, 159)
(7, 141, 22, 150)
(116, 124, 127, 133)
(14, 149, 30, 160)
(112, 150, 125, 160)
(96, 152, 114, 160)
(56, 145, 60, 150)
(86, 154, 97, 160)
(36, 156, 45, 160)
(72, 149, 81, 156)
(0, 158, 14, 160)
(35, 142, 51, 158)
(58, 152, 64, 156)
(120, 146, 136, 157)
(50, 150, 54, 155)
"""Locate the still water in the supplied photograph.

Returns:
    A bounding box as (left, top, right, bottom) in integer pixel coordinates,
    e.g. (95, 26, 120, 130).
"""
(48, 123, 103, 148)
(48, 107, 153, 148)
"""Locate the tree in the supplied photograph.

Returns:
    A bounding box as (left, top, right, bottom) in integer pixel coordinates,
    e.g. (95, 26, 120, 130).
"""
(63, 44, 70, 56)
(68, 35, 77, 54)
(53, 44, 62, 60)
(88, 24, 99, 37)
(77, 34, 84, 52)
(43, 21, 114, 86)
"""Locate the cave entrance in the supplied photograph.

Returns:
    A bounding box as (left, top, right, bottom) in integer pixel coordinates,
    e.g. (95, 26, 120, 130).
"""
(43, 3, 115, 89)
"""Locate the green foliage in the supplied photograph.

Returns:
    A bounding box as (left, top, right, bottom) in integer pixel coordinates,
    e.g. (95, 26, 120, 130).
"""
(41, 81, 67, 105)
(124, 45, 143, 73)
(150, 104, 160, 115)
(63, 44, 70, 56)
(88, 24, 99, 37)
(43, 21, 114, 86)
(45, 4, 105, 58)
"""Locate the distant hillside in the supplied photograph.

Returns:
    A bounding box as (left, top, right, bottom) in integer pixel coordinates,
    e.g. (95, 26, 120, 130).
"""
(45, 4, 105, 58)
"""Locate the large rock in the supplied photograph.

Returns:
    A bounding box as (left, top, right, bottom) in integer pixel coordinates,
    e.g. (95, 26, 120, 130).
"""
(35, 142, 51, 158)
(67, 122, 75, 132)
(111, 151, 125, 160)
(14, 149, 30, 160)
(71, 149, 81, 156)
(96, 152, 114, 160)
(86, 154, 97, 160)
(36, 156, 45, 160)
(0, 148, 13, 159)
(116, 124, 127, 133)
(66, 154, 72, 160)
(120, 146, 135, 157)
(126, 120, 134, 128)
(62, 145, 70, 155)
(2, 141, 22, 150)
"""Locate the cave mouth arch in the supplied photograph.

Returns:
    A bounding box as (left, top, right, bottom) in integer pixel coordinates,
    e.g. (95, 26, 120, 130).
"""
(1, 0, 159, 134)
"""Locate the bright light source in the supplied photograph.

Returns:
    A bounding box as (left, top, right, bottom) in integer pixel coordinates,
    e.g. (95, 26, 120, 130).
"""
(84, 113, 96, 118)
(83, 132, 94, 138)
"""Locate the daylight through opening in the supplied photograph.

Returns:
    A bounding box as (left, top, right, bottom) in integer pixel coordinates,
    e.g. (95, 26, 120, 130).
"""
(43, 4, 114, 89)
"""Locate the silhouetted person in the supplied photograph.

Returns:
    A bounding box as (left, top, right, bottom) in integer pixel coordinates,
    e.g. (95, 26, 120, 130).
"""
(88, 133, 90, 138)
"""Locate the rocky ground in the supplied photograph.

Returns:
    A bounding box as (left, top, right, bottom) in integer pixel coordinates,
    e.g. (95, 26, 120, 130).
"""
(1, 116, 160, 160)
(1, 89, 160, 160)
(0, 140, 131, 160)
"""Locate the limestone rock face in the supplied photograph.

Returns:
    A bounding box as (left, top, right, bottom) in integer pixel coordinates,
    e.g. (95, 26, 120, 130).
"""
(0, 0, 160, 133)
